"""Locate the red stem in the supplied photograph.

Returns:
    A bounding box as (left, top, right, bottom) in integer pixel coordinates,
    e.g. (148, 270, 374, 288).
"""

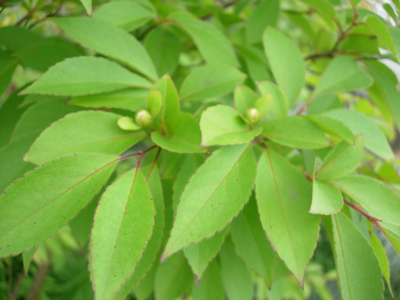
(343, 199, 381, 225)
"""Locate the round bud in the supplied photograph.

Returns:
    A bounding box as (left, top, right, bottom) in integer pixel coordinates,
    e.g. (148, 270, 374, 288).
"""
(245, 107, 260, 123)
(135, 109, 152, 127)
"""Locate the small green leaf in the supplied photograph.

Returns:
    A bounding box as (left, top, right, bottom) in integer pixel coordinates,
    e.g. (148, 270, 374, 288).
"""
(317, 135, 363, 180)
(21, 57, 151, 96)
(230, 197, 287, 287)
(200, 105, 262, 146)
(162, 144, 256, 260)
(25, 111, 146, 165)
(183, 227, 228, 282)
(192, 260, 225, 300)
(0, 153, 118, 258)
(324, 109, 393, 159)
(93, 1, 154, 32)
(310, 179, 343, 215)
(169, 12, 239, 67)
(263, 27, 305, 106)
(370, 232, 393, 296)
(332, 175, 400, 227)
(151, 113, 205, 153)
(262, 116, 330, 149)
(257, 81, 289, 118)
(313, 56, 373, 98)
(254, 94, 273, 118)
(147, 89, 162, 118)
(234, 84, 258, 115)
(117, 116, 141, 131)
(91, 169, 155, 300)
(79, 0, 92, 15)
(307, 115, 354, 144)
(255, 149, 320, 283)
(331, 213, 384, 300)
(180, 64, 246, 101)
(53, 17, 158, 80)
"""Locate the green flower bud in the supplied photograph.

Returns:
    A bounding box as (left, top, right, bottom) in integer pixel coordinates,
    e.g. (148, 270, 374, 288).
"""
(135, 109, 152, 127)
(245, 107, 260, 123)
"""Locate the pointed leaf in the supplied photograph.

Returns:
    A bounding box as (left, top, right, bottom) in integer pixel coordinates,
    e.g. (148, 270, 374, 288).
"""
(183, 227, 228, 282)
(200, 105, 262, 146)
(79, 0, 92, 15)
(262, 116, 329, 149)
(313, 56, 373, 98)
(311, 179, 343, 215)
(307, 115, 354, 144)
(331, 213, 384, 300)
(21, 57, 151, 96)
(257, 81, 289, 118)
(91, 170, 155, 300)
(255, 149, 320, 283)
(192, 260, 225, 300)
(147, 90, 162, 118)
(180, 64, 246, 101)
(162, 144, 256, 260)
(234, 84, 258, 115)
(53, 17, 158, 80)
(263, 27, 305, 106)
(25, 111, 146, 165)
(0, 153, 118, 258)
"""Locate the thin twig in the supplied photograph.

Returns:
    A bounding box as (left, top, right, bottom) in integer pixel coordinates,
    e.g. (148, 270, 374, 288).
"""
(119, 145, 157, 161)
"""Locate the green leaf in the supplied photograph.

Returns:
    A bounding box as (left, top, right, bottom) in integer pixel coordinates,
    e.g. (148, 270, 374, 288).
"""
(381, 227, 400, 256)
(316, 135, 363, 180)
(246, 0, 279, 44)
(22, 248, 36, 274)
(257, 81, 289, 118)
(147, 90, 162, 118)
(310, 179, 343, 215)
(200, 105, 262, 146)
(234, 84, 258, 115)
(68, 88, 148, 112)
(169, 12, 239, 67)
(144, 26, 181, 76)
(90, 169, 155, 300)
(324, 109, 394, 159)
(79, 0, 92, 15)
(192, 260, 225, 300)
(0, 56, 18, 96)
(331, 213, 384, 300)
(118, 116, 141, 131)
(0, 26, 43, 51)
(254, 94, 273, 118)
(307, 115, 354, 144)
(21, 57, 151, 96)
(151, 113, 205, 153)
(300, 0, 337, 20)
(370, 232, 393, 296)
(263, 27, 305, 106)
(367, 61, 400, 131)
(180, 64, 246, 101)
(313, 56, 373, 98)
(332, 175, 400, 227)
(230, 197, 287, 287)
(255, 149, 320, 283)
(262, 116, 330, 149)
(162, 144, 256, 260)
(93, 1, 154, 32)
(219, 238, 254, 300)
(113, 164, 165, 300)
(52, 17, 158, 81)
(25, 111, 146, 165)
(154, 252, 193, 300)
(183, 227, 228, 282)
(0, 153, 118, 258)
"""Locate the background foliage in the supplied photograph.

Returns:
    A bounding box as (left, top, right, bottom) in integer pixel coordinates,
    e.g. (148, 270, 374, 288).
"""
(1, 0, 400, 299)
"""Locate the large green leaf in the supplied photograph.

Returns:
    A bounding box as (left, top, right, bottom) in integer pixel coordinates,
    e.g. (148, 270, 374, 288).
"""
(255, 149, 320, 283)
(53, 17, 158, 80)
(263, 27, 305, 106)
(324, 109, 394, 159)
(25, 111, 146, 165)
(192, 260, 225, 300)
(169, 12, 238, 67)
(219, 239, 254, 300)
(262, 116, 329, 149)
(316, 135, 363, 180)
(331, 213, 384, 300)
(183, 227, 228, 282)
(332, 175, 400, 227)
(180, 64, 246, 101)
(0, 153, 118, 258)
(90, 169, 155, 300)
(68, 88, 148, 112)
(230, 197, 287, 287)
(113, 164, 165, 300)
(21, 57, 151, 96)
(162, 144, 256, 260)
(200, 105, 261, 146)
(313, 56, 373, 98)
(93, 1, 154, 32)
(144, 27, 180, 76)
